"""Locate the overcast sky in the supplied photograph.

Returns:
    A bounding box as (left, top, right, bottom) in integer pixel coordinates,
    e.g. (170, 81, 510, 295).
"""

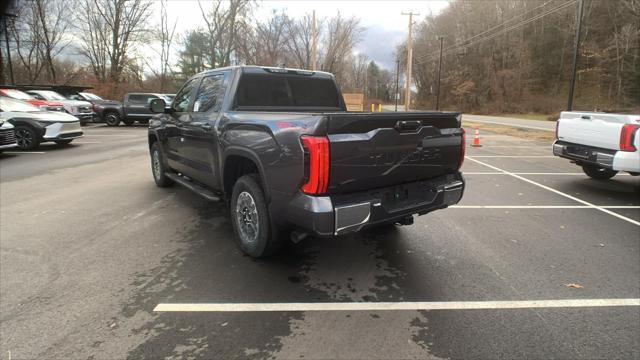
(159, 0, 450, 70)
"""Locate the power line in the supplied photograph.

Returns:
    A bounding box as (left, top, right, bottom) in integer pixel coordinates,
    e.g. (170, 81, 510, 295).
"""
(413, 0, 576, 65)
(440, 0, 554, 53)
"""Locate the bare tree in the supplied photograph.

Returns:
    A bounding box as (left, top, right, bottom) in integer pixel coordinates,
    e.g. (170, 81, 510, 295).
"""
(252, 11, 289, 66)
(8, 0, 71, 83)
(285, 12, 318, 69)
(320, 14, 364, 85)
(149, 0, 177, 91)
(197, 0, 252, 68)
(77, 0, 152, 88)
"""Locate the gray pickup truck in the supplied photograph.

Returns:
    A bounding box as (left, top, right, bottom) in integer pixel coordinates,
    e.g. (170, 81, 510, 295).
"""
(147, 66, 466, 257)
(122, 93, 172, 125)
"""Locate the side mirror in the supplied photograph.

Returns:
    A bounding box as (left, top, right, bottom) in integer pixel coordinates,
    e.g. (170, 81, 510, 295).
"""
(149, 98, 167, 113)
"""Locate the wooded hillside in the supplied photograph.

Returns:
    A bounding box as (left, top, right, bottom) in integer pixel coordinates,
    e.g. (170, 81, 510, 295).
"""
(408, 0, 640, 113)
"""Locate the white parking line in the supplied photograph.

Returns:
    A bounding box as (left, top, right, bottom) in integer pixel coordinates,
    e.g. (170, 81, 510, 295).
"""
(468, 146, 551, 148)
(1, 151, 45, 154)
(450, 205, 640, 209)
(154, 298, 640, 312)
(466, 157, 640, 226)
(82, 134, 140, 137)
(468, 156, 556, 158)
(464, 172, 631, 176)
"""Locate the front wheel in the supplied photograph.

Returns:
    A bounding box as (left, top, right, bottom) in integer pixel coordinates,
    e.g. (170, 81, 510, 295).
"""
(582, 164, 617, 180)
(54, 139, 73, 145)
(230, 174, 283, 258)
(15, 125, 40, 150)
(104, 112, 121, 126)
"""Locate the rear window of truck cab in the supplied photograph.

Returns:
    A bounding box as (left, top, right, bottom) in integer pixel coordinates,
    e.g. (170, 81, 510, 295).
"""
(234, 73, 342, 111)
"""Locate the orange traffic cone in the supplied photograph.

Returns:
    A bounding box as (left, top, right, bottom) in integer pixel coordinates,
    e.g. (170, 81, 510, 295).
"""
(471, 128, 482, 147)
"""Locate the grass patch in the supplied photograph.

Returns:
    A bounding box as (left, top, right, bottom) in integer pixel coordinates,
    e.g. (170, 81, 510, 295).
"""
(463, 121, 555, 143)
(491, 113, 552, 121)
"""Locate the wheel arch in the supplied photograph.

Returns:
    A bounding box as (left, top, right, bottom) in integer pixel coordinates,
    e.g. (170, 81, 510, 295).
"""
(222, 147, 270, 201)
(8, 117, 46, 135)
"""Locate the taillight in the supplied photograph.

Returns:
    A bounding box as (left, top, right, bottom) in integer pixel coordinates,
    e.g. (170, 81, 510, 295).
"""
(300, 135, 329, 195)
(619, 124, 640, 152)
(555, 121, 560, 139)
(458, 128, 466, 169)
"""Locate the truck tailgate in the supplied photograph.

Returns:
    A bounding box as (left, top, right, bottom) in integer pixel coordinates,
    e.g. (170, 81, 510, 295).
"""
(557, 111, 636, 150)
(325, 112, 463, 194)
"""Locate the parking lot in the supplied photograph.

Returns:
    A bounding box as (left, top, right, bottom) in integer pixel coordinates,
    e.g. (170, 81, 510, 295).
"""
(1, 123, 638, 359)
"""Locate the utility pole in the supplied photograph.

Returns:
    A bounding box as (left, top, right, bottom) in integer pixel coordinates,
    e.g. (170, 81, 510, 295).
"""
(567, 0, 584, 111)
(311, 10, 317, 71)
(435, 36, 443, 110)
(395, 59, 400, 111)
(402, 11, 418, 111)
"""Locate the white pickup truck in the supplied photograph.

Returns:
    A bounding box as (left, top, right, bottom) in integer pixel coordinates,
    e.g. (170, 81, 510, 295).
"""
(553, 111, 640, 179)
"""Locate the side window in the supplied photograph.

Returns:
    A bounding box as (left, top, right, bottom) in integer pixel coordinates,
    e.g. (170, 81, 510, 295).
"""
(194, 75, 223, 113)
(128, 95, 147, 104)
(173, 79, 197, 112)
(30, 93, 45, 100)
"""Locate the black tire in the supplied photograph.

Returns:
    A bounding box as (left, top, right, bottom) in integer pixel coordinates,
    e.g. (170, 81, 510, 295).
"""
(150, 142, 174, 187)
(138, 119, 150, 125)
(122, 119, 135, 126)
(14, 125, 40, 150)
(582, 164, 617, 180)
(104, 111, 121, 126)
(230, 174, 283, 258)
(54, 139, 73, 145)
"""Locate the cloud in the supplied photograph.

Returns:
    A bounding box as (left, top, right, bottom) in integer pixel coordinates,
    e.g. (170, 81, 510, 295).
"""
(357, 26, 405, 70)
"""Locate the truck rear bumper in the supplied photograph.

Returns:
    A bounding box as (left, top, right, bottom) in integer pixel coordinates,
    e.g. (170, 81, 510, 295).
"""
(553, 141, 640, 172)
(286, 173, 465, 236)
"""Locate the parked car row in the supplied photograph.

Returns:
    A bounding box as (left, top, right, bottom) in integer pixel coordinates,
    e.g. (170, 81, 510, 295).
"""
(0, 86, 175, 127)
(0, 96, 83, 150)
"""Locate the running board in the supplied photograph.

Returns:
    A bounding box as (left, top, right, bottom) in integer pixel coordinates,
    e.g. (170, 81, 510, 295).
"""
(165, 173, 221, 202)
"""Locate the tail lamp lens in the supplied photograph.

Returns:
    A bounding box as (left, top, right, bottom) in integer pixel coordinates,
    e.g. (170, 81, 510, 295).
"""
(620, 124, 640, 152)
(300, 135, 329, 195)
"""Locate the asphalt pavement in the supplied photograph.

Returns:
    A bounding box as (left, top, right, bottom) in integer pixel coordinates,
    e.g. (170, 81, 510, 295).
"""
(0, 124, 638, 359)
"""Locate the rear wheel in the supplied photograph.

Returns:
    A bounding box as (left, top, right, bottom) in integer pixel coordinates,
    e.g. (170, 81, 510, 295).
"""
(104, 111, 121, 126)
(138, 119, 150, 125)
(54, 139, 73, 145)
(150, 142, 174, 187)
(122, 119, 135, 126)
(582, 164, 617, 180)
(230, 174, 283, 258)
(15, 125, 40, 150)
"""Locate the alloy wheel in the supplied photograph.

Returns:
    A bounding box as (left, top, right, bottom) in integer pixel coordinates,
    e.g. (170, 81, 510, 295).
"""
(15, 128, 33, 149)
(235, 191, 259, 244)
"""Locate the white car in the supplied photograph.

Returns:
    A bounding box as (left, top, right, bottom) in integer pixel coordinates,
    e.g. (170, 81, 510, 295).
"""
(0, 119, 18, 151)
(26, 90, 94, 124)
(0, 97, 83, 150)
(553, 111, 640, 179)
